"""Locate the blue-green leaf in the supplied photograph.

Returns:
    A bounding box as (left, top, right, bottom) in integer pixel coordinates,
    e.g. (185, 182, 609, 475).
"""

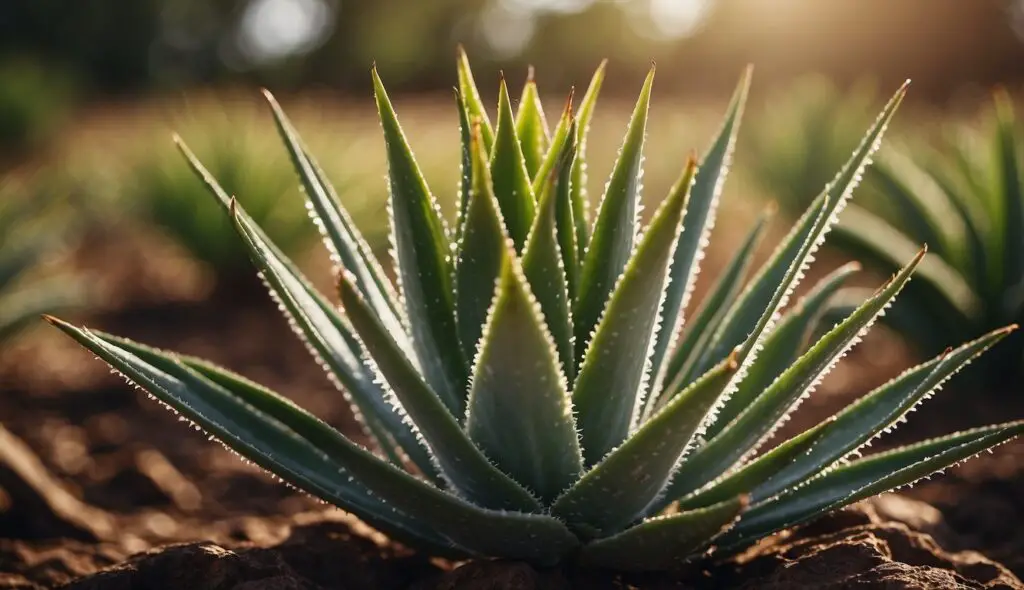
(578, 496, 748, 572)
(569, 60, 607, 255)
(573, 65, 655, 360)
(465, 249, 582, 503)
(456, 46, 494, 152)
(373, 67, 467, 415)
(647, 67, 752, 404)
(491, 76, 537, 250)
(515, 67, 550, 179)
(338, 269, 540, 513)
(573, 156, 694, 466)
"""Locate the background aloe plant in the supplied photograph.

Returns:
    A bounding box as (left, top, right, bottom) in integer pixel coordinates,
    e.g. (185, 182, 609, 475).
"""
(48, 53, 1024, 571)
(830, 92, 1024, 386)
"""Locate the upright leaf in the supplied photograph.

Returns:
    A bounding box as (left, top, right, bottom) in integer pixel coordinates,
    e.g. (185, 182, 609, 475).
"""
(574, 65, 655, 360)
(646, 67, 752, 404)
(454, 90, 474, 247)
(456, 124, 509, 365)
(338, 269, 540, 512)
(491, 76, 537, 250)
(573, 157, 694, 466)
(995, 90, 1024, 293)
(373, 67, 467, 414)
(465, 251, 582, 503)
(570, 60, 608, 253)
(515, 67, 550, 178)
(456, 46, 494, 151)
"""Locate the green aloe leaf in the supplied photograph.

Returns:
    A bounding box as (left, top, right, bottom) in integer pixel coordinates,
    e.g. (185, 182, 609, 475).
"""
(577, 496, 748, 572)
(651, 209, 771, 417)
(522, 120, 576, 379)
(338, 270, 541, 513)
(554, 117, 581, 303)
(54, 320, 579, 562)
(515, 67, 550, 179)
(573, 65, 655, 360)
(465, 250, 582, 503)
(573, 157, 694, 466)
(691, 83, 909, 386)
(261, 91, 404, 328)
(720, 421, 1024, 549)
(454, 90, 474, 247)
(531, 91, 575, 197)
(570, 60, 608, 254)
(647, 67, 752, 403)
(48, 318, 460, 555)
(373, 67, 468, 414)
(456, 46, 494, 152)
(704, 262, 861, 440)
(228, 198, 438, 478)
(749, 325, 1015, 502)
(658, 248, 924, 507)
(456, 123, 509, 365)
(553, 355, 735, 536)
(491, 75, 537, 250)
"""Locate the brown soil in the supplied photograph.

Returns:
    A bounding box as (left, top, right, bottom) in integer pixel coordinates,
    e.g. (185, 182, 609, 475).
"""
(2, 286, 1023, 588)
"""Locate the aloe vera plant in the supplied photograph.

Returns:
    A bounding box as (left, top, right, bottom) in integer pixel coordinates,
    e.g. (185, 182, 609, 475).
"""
(47, 54, 1023, 571)
(831, 92, 1024, 385)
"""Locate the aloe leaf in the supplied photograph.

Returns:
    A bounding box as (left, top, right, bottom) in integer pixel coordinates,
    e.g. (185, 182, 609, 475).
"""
(454, 90, 474, 247)
(659, 248, 924, 507)
(456, 46, 494, 152)
(650, 209, 771, 418)
(573, 65, 654, 360)
(691, 83, 909, 386)
(703, 262, 861, 440)
(570, 60, 607, 253)
(490, 76, 537, 250)
(674, 421, 831, 512)
(522, 121, 577, 379)
(720, 421, 1024, 549)
(577, 496, 748, 572)
(262, 91, 404, 326)
(515, 67, 550, 179)
(555, 118, 581, 303)
(338, 270, 541, 512)
(465, 250, 582, 503)
(553, 356, 735, 536)
(47, 319, 460, 555)
(373, 68, 468, 414)
(531, 91, 575, 197)
(749, 325, 1014, 502)
(995, 90, 1024, 293)
(573, 157, 694, 466)
(456, 124, 509, 365)
(228, 200, 438, 478)
(646, 67, 752, 404)
(55, 320, 578, 562)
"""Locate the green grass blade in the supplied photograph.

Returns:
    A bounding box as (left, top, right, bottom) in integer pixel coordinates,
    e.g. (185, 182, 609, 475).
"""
(261, 91, 403, 326)
(490, 76, 537, 250)
(455, 124, 509, 366)
(523, 121, 576, 380)
(515, 67, 550, 179)
(704, 262, 861, 440)
(374, 67, 468, 414)
(573, 65, 655, 361)
(572, 157, 693, 466)
(465, 250, 582, 503)
(47, 319, 460, 555)
(570, 60, 607, 254)
(750, 325, 1014, 502)
(228, 201, 438, 478)
(456, 46, 494, 152)
(650, 209, 771, 418)
(659, 248, 924, 507)
(553, 356, 735, 536)
(692, 83, 908, 388)
(720, 421, 1024, 549)
(647, 67, 752, 404)
(578, 496, 747, 572)
(338, 271, 541, 513)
